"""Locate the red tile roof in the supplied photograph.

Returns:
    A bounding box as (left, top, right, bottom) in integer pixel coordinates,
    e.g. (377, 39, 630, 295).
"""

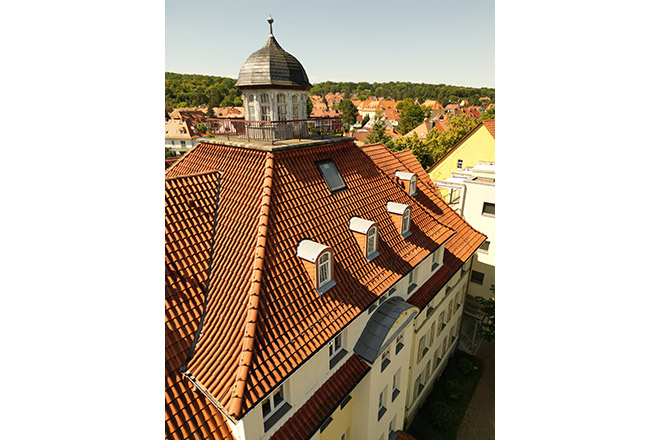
(270, 354, 370, 440)
(482, 119, 495, 138)
(359, 145, 487, 309)
(165, 139, 457, 420)
(165, 171, 236, 440)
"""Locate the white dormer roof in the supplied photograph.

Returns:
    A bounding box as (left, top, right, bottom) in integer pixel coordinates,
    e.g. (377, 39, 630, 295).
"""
(394, 171, 415, 181)
(386, 201, 409, 215)
(296, 239, 330, 263)
(349, 217, 376, 234)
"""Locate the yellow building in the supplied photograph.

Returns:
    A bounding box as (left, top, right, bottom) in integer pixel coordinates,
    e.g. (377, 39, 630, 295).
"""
(427, 120, 495, 200)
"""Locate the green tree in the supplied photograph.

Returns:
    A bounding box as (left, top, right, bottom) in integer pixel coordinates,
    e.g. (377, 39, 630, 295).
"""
(361, 113, 370, 127)
(337, 98, 358, 131)
(479, 107, 495, 121)
(397, 99, 431, 135)
(388, 132, 435, 169)
(366, 120, 391, 144)
(307, 97, 313, 117)
(197, 123, 208, 134)
(475, 286, 494, 342)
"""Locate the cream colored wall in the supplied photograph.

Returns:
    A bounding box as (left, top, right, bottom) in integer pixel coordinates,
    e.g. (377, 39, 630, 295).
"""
(405, 263, 468, 421)
(319, 398, 353, 440)
(349, 318, 415, 440)
(462, 178, 495, 299)
(235, 239, 469, 440)
(427, 125, 495, 198)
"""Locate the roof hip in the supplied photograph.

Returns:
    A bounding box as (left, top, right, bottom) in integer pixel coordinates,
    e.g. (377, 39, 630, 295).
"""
(227, 152, 276, 417)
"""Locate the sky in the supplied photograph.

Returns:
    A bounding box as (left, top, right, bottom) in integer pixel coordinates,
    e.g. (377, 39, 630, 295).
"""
(166, 0, 495, 88)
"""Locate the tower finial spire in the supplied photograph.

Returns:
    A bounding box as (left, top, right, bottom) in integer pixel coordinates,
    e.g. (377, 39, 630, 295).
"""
(267, 15, 274, 36)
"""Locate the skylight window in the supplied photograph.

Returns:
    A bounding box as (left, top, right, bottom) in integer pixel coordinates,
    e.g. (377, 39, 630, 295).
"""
(367, 226, 378, 256)
(318, 252, 332, 287)
(316, 159, 346, 192)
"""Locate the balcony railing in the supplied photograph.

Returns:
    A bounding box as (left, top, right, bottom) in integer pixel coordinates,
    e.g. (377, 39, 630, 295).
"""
(208, 117, 343, 142)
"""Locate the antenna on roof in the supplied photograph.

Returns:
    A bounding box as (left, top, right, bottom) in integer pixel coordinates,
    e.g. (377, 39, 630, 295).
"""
(267, 15, 274, 36)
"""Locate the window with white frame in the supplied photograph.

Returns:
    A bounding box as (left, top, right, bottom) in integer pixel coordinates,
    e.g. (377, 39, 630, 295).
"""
(448, 300, 454, 322)
(318, 252, 332, 288)
(434, 348, 441, 369)
(328, 331, 345, 368)
(392, 369, 400, 401)
(408, 267, 417, 292)
(381, 347, 391, 372)
(378, 387, 387, 420)
(180, 140, 186, 148)
(292, 94, 299, 119)
(417, 334, 428, 363)
(395, 333, 404, 354)
(276, 93, 287, 121)
(260, 93, 271, 121)
(367, 225, 378, 256)
(429, 322, 436, 346)
(261, 383, 289, 430)
(248, 94, 257, 120)
(457, 159, 463, 169)
(409, 175, 417, 195)
(401, 208, 411, 234)
(482, 202, 495, 216)
(389, 415, 397, 438)
(470, 270, 485, 285)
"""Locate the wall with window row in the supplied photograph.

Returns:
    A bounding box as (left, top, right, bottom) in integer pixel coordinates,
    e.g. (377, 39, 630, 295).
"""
(242, 89, 308, 121)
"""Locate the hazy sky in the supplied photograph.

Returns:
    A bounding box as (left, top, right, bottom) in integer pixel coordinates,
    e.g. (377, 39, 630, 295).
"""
(166, 0, 494, 88)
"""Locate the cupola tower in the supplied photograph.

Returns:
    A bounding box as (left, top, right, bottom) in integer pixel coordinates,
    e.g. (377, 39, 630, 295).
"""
(235, 16, 311, 122)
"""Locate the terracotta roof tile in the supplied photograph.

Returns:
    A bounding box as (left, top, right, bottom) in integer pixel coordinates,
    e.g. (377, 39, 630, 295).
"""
(165, 171, 236, 440)
(165, 140, 456, 419)
(359, 144, 487, 308)
(482, 119, 495, 138)
(270, 355, 370, 440)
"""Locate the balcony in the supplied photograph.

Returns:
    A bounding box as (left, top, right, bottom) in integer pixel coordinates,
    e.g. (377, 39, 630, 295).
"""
(208, 117, 343, 143)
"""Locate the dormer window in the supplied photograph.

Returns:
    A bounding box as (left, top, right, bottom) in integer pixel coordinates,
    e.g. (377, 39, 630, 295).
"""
(394, 171, 418, 196)
(367, 226, 378, 255)
(297, 239, 336, 294)
(318, 251, 331, 287)
(349, 217, 379, 260)
(386, 202, 412, 238)
(402, 208, 411, 234)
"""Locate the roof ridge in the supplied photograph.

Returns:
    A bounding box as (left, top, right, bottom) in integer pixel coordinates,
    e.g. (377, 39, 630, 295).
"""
(227, 151, 275, 418)
(164, 169, 220, 181)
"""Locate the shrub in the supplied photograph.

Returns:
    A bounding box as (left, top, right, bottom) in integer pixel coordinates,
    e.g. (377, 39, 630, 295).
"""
(458, 357, 473, 375)
(445, 379, 462, 400)
(430, 401, 457, 430)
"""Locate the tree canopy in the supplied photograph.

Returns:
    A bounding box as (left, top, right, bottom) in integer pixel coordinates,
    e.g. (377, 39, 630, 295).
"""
(366, 120, 391, 144)
(475, 285, 495, 342)
(397, 99, 431, 135)
(165, 72, 242, 109)
(387, 114, 478, 169)
(337, 97, 359, 130)
(309, 81, 494, 106)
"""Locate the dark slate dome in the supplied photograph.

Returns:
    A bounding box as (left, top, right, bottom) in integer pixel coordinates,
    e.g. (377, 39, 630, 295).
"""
(235, 17, 312, 90)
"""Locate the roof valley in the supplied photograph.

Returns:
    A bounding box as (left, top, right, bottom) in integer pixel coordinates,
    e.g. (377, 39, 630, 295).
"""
(227, 152, 276, 417)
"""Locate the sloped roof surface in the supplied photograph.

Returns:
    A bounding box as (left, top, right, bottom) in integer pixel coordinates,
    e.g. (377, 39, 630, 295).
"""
(165, 171, 236, 440)
(270, 354, 370, 440)
(482, 118, 495, 138)
(165, 139, 456, 419)
(359, 145, 487, 308)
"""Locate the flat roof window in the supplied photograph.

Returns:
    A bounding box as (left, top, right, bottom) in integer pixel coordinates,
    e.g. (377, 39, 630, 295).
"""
(316, 159, 346, 192)
(482, 202, 495, 216)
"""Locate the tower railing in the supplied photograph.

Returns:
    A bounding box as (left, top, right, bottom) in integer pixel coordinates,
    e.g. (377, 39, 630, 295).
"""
(207, 117, 343, 142)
